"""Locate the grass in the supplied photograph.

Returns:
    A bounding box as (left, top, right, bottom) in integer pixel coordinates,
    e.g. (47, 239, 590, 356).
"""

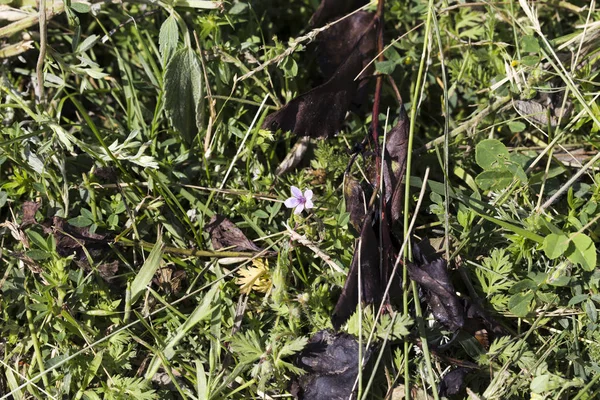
(1, 0, 600, 398)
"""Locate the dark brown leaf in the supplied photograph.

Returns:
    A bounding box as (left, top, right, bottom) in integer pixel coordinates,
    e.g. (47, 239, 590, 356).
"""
(98, 260, 119, 280)
(316, 11, 375, 80)
(21, 201, 40, 227)
(407, 256, 465, 331)
(343, 176, 367, 232)
(383, 107, 409, 226)
(94, 166, 118, 182)
(309, 0, 368, 28)
(332, 213, 380, 329)
(292, 330, 372, 400)
(262, 13, 375, 139)
(205, 215, 262, 252)
(439, 368, 470, 397)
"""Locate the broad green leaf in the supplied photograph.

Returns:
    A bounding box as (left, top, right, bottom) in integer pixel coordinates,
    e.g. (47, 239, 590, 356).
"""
(130, 233, 164, 304)
(159, 15, 179, 65)
(508, 121, 526, 132)
(543, 233, 569, 259)
(70, 1, 91, 13)
(68, 215, 93, 227)
(508, 291, 535, 317)
(530, 374, 551, 393)
(75, 351, 104, 400)
(475, 169, 513, 191)
(566, 233, 597, 271)
(521, 35, 540, 53)
(163, 47, 204, 144)
(475, 139, 510, 170)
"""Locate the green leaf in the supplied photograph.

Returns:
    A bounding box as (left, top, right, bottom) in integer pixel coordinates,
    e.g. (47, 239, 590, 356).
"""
(26, 249, 50, 261)
(475, 169, 513, 191)
(508, 121, 526, 133)
(163, 47, 204, 144)
(68, 215, 93, 227)
(475, 139, 510, 170)
(530, 374, 551, 393)
(521, 35, 540, 53)
(566, 233, 597, 271)
(159, 15, 179, 65)
(543, 233, 570, 259)
(70, 1, 90, 13)
(508, 291, 535, 317)
(130, 233, 164, 304)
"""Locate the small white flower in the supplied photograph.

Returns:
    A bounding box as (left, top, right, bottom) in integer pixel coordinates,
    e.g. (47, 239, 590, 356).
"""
(284, 186, 314, 215)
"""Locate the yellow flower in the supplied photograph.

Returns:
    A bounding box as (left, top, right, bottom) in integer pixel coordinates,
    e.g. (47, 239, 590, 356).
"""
(236, 259, 272, 294)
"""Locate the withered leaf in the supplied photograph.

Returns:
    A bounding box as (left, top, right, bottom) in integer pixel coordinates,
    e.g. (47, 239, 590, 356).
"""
(262, 13, 375, 139)
(383, 107, 409, 226)
(94, 166, 118, 182)
(343, 176, 367, 232)
(292, 330, 372, 400)
(316, 11, 376, 81)
(21, 201, 41, 227)
(98, 260, 119, 280)
(332, 213, 381, 329)
(205, 215, 262, 252)
(52, 217, 109, 258)
(407, 256, 464, 331)
(309, 0, 368, 29)
(439, 367, 470, 397)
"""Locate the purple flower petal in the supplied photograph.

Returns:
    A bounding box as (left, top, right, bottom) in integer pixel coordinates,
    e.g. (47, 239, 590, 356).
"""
(285, 197, 301, 208)
(294, 202, 305, 214)
(303, 189, 313, 201)
(304, 198, 314, 209)
(291, 186, 303, 199)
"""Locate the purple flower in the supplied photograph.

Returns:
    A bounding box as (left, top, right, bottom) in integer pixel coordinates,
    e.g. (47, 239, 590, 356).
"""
(284, 186, 314, 215)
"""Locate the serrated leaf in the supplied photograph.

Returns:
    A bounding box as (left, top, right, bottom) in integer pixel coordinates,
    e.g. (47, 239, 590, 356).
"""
(163, 47, 204, 144)
(279, 336, 308, 358)
(508, 291, 534, 317)
(543, 233, 569, 259)
(475, 169, 513, 191)
(159, 15, 179, 65)
(566, 233, 597, 271)
(476, 139, 510, 170)
(130, 233, 164, 304)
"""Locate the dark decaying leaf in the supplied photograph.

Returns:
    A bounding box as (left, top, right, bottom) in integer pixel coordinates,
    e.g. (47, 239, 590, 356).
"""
(309, 0, 368, 28)
(407, 250, 464, 331)
(292, 330, 372, 400)
(50, 217, 114, 278)
(316, 11, 375, 80)
(332, 214, 381, 329)
(262, 13, 375, 139)
(439, 367, 470, 397)
(93, 166, 118, 182)
(383, 107, 409, 226)
(98, 260, 119, 280)
(343, 176, 367, 231)
(21, 201, 41, 227)
(205, 215, 264, 253)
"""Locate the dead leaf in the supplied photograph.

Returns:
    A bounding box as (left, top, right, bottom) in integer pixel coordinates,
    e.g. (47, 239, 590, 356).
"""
(205, 215, 264, 253)
(292, 330, 372, 400)
(21, 201, 40, 227)
(383, 107, 409, 227)
(98, 260, 119, 280)
(332, 213, 381, 329)
(262, 13, 375, 139)
(309, 0, 368, 29)
(439, 368, 470, 397)
(343, 176, 367, 232)
(407, 254, 464, 331)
